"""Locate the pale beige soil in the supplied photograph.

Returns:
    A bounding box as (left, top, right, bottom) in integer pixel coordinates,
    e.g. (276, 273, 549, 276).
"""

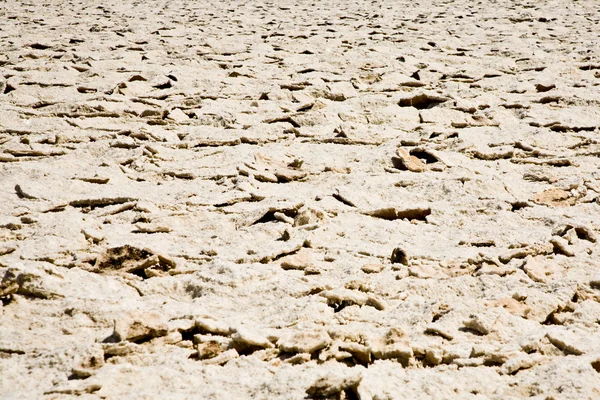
(1, 0, 600, 398)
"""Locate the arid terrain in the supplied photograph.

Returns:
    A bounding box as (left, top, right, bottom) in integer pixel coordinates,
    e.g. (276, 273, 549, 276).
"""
(1, 0, 600, 398)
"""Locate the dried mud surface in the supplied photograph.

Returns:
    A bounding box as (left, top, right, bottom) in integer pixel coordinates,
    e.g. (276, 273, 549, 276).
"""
(1, 0, 600, 398)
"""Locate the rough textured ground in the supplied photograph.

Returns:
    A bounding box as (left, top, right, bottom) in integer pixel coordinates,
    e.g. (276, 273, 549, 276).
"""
(1, 0, 600, 398)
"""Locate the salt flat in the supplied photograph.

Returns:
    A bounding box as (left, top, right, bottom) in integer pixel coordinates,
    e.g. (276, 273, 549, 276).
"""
(1, 0, 600, 398)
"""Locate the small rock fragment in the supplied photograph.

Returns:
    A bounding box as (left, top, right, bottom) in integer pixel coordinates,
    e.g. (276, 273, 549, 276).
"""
(523, 256, 562, 283)
(549, 237, 575, 257)
(1, 269, 59, 299)
(203, 349, 239, 365)
(135, 202, 160, 213)
(546, 330, 585, 355)
(532, 188, 575, 207)
(471, 147, 514, 160)
(273, 212, 294, 224)
(424, 348, 444, 365)
(134, 223, 172, 234)
(535, 83, 556, 92)
(463, 314, 493, 335)
(409, 264, 440, 279)
(501, 354, 545, 375)
(493, 297, 531, 318)
(274, 169, 307, 182)
(393, 148, 426, 172)
(499, 242, 553, 264)
(453, 358, 484, 367)
(553, 224, 596, 243)
(361, 264, 385, 274)
(93, 245, 174, 276)
(365, 207, 431, 221)
(425, 324, 454, 340)
(371, 343, 413, 366)
(321, 289, 386, 311)
(294, 206, 326, 227)
(167, 108, 189, 122)
(303, 265, 321, 275)
(82, 228, 104, 244)
(108, 312, 168, 343)
(338, 342, 371, 364)
(195, 318, 230, 336)
(230, 328, 274, 353)
(306, 373, 362, 398)
(284, 353, 311, 364)
(77, 177, 110, 185)
(70, 367, 93, 380)
(398, 93, 448, 109)
(197, 341, 224, 360)
(102, 342, 143, 357)
(280, 251, 313, 271)
(277, 330, 331, 354)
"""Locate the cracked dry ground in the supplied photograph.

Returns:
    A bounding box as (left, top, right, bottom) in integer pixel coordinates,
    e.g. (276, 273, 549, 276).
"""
(1, 0, 600, 398)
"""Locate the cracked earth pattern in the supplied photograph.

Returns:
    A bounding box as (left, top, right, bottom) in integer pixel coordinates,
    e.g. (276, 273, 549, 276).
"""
(1, 0, 600, 398)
